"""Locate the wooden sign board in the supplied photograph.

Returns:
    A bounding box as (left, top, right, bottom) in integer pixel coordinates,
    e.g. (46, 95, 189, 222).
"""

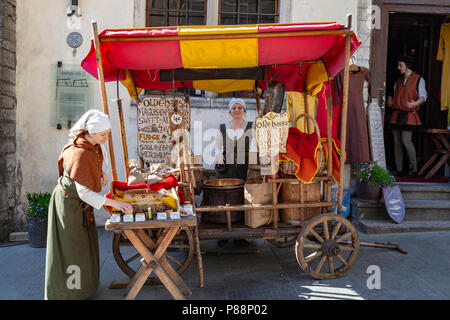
(382, 185, 405, 224)
(137, 97, 190, 164)
(255, 112, 289, 157)
(367, 99, 387, 169)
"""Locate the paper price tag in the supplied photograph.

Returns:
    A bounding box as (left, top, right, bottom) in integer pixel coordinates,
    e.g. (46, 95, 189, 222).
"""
(170, 211, 180, 220)
(157, 212, 167, 220)
(110, 214, 121, 223)
(135, 213, 146, 222)
(123, 214, 134, 222)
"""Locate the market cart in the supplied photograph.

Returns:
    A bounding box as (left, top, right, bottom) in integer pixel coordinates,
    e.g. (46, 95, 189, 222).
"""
(82, 15, 371, 296)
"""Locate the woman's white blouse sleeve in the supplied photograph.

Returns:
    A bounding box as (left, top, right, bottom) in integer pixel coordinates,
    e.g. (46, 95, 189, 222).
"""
(75, 181, 107, 210)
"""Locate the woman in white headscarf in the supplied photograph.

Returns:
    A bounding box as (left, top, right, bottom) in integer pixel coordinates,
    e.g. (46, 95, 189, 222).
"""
(214, 98, 257, 180)
(44, 109, 133, 300)
(214, 98, 257, 248)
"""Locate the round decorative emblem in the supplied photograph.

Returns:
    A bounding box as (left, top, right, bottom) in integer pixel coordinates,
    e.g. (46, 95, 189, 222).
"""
(67, 32, 83, 48)
(170, 113, 183, 126)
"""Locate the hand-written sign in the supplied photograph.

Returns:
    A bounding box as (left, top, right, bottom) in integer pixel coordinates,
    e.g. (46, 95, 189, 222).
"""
(137, 97, 190, 163)
(367, 100, 387, 169)
(255, 112, 289, 157)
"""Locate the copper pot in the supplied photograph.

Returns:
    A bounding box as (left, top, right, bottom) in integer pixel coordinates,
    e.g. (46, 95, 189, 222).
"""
(203, 178, 245, 189)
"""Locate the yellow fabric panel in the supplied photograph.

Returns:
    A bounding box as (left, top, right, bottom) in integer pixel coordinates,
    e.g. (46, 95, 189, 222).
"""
(120, 70, 143, 100)
(306, 62, 328, 96)
(286, 91, 317, 134)
(179, 25, 257, 35)
(192, 79, 255, 93)
(180, 38, 258, 69)
(437, 23, 450, 111)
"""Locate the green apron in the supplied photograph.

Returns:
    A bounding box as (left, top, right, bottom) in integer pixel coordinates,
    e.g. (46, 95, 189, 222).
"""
(44, 170, 99, 300)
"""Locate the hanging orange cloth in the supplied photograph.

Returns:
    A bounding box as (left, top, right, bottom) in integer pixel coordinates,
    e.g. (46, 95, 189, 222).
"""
(279, 127, 321, 183)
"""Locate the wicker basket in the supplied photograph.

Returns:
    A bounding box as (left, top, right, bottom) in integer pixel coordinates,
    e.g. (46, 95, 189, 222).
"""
(132, 201, 166, 214)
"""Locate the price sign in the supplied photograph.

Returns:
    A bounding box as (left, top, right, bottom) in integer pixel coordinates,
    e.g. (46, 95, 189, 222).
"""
(137, 97, 190, 163)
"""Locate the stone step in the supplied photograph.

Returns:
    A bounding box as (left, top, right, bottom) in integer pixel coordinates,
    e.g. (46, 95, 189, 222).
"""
(396, 182, 450, 201)
(351, 199, 450, 221)
(353, 219, 450, 234)
(9, 232, 28, 242)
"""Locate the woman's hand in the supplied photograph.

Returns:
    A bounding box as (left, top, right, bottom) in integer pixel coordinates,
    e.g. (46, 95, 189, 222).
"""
(102, 171, 109, 187)
(216, 153, 225, 164)
(105, 198, 133, 214)
(113, 200, 133, 214)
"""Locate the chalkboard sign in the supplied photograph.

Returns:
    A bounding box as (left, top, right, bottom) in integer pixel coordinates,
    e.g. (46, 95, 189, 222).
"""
(137, 97, 190, 164)
(367, 99, 387, 169)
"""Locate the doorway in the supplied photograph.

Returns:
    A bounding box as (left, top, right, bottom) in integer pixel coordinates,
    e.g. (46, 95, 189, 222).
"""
(384, 12, 448, 175)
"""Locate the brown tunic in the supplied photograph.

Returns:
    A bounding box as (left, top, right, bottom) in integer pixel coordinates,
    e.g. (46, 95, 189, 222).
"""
(390, 73, 421, 126)
(342, 67, 371, 165)
(58, 134, 103, 192)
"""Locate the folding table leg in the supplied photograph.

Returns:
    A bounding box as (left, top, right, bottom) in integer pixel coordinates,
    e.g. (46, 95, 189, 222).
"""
(159, 255, 192, 296)
(123, 228, 188, 300)
(125, 261, 154, 300)
(124, 264, 146, 296)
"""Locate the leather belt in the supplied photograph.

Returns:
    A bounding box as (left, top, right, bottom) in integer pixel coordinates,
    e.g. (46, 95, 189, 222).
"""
(58, 184, 95, 227)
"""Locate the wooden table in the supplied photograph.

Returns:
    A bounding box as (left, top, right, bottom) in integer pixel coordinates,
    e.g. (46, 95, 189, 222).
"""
(418, 129, 450, 179)
(105, 215, 202, 300)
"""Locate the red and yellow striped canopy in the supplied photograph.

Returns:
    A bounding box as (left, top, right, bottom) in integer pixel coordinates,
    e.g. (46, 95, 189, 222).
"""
(81, 23, 360, 95)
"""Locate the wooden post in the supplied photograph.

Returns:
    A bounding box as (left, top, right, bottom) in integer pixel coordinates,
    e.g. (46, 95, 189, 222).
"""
(116, 99, 130, 179)
(92, 21, 118, 181)
(325, 61, 333, 211)
(337, 15, 352, 215)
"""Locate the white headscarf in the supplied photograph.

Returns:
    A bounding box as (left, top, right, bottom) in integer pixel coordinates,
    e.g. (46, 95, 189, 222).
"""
(69, 109, 111, 137)
(228, 98, 246, 112)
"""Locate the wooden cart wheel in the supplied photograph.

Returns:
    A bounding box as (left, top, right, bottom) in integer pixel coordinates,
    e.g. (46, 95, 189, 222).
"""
(295, 214, 360, 280)
(112, 227, 195, 284)
(266, 237, 297, 248)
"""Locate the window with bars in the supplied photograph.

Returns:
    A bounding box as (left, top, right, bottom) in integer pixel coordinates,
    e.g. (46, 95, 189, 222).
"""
(219, 0, 279, 25)
(146, 0, 207, 27)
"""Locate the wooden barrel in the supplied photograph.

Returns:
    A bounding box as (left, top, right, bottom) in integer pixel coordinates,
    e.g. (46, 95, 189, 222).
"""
(202, 178, 245, 224)
(279, 181, 321, 225)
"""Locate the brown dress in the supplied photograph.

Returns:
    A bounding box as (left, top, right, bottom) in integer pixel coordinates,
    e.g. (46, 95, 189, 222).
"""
(341, 67, 371, 165)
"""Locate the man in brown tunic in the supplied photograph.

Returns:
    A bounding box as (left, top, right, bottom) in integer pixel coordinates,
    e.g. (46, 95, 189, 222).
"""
(387, 55, 427, 177)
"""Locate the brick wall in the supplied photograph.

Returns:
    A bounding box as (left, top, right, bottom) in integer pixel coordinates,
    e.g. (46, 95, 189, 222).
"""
(0, 0, 18, 241)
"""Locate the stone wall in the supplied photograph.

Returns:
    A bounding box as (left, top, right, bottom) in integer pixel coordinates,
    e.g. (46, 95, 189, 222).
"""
(0, 0, 18, 241)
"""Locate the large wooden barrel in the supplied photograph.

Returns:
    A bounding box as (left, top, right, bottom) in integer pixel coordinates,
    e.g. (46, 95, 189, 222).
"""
(279, 181, 321, 225)
(202, 178, 245, 224)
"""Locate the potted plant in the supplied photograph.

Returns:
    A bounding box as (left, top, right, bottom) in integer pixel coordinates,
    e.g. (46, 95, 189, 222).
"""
(26, 192, 51, 248)
(354, 161, 395, 201)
